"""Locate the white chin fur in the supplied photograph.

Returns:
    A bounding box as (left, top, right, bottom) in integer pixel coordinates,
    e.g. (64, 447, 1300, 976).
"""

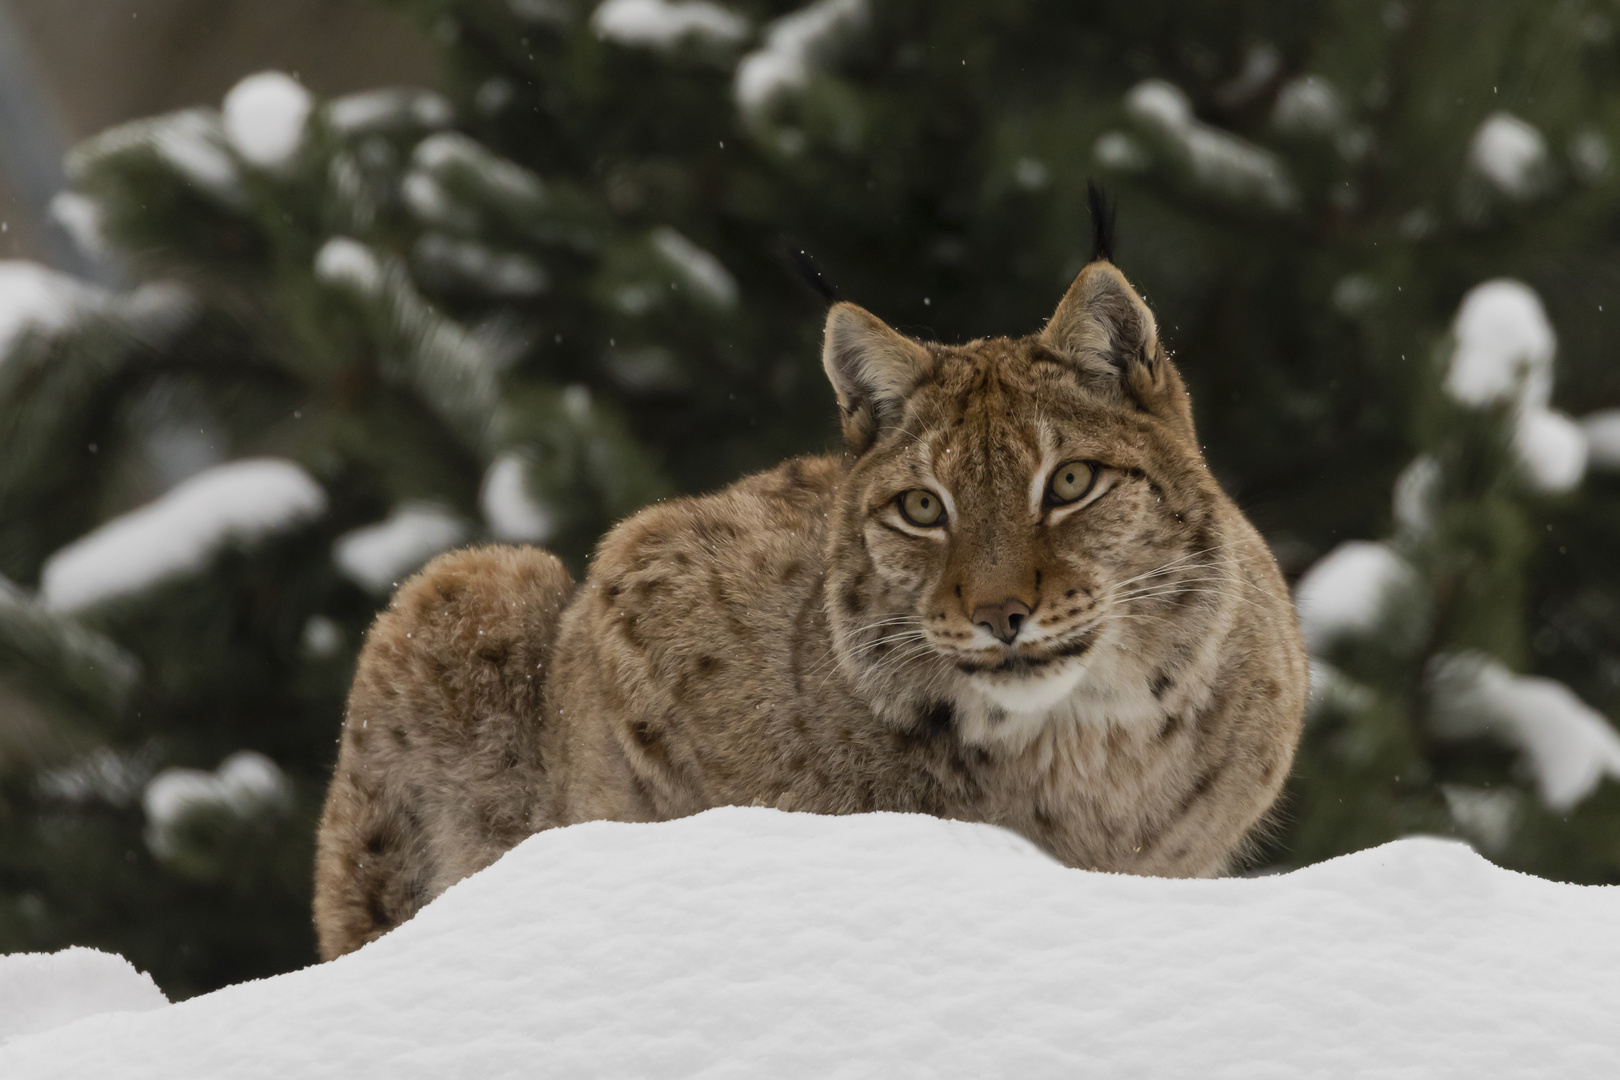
(970, 660, 1086, 714)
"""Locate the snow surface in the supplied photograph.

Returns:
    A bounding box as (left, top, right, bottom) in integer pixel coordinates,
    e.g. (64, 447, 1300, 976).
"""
(1125, 80, 1296, 209)
(221, 72, 312, 170)
(0, 261, 107, 358)
(735, 0, 866, 120)
(1292, 540, 1417, 653)
(143, 752, 289, 862)
(4, 809, 1620, 1077)
(592, 0, 750, 50)
(1431, 653, 1620, 811)
(0, 949, 166, 1046)
(1471, 112, 1548, 198)
(1445, 278, 1586, 493)
(40, 459, 326, 613)
(1581, 408, 1620, 470)
(332, 503, 469, 594)
(480, 453, 555, 543)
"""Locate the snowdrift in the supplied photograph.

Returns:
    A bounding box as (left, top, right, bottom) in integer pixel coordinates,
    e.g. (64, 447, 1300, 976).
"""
(3, 808, 1618, 1077)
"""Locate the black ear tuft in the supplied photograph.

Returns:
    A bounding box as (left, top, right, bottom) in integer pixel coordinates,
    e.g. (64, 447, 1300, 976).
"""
(1086, 179, 1116, 264)
(787, 247, 844, 305)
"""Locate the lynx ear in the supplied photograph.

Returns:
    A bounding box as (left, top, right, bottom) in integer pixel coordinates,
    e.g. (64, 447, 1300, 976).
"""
(822, 302, 931, 452)
(1041, 261, 1161, 380)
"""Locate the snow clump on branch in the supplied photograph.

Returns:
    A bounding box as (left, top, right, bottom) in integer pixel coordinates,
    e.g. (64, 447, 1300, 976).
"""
(1470, 112, 1550, 199)
(1124, 79, 1297, 210)
(591, 0, 750, 50)
(1444, 279, 1586, 493)
(222, 72, 313, 171)
(735, 0, 867, 121)
(40, 459, 326, 613)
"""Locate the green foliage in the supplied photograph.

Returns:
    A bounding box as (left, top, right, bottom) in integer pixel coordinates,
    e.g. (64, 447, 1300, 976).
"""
(2, 0, 1620, 996)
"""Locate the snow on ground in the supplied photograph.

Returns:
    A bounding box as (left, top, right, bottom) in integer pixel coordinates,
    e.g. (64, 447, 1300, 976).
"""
(0, 261, 108, 358)
(222, 72, 312, 170)
(0, 949, 166, 1046)
(40, 459, 326, 613)
(2, 809, 1618, 1077)
(592, 0, 751, 50)
(332, 502, 469, 594)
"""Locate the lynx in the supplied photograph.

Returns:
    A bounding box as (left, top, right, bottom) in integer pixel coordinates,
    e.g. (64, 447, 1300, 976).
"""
(313, 250, 1307, 961)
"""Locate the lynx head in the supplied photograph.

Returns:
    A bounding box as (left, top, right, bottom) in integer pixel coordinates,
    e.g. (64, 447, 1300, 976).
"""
(823, 260, 1244, 748)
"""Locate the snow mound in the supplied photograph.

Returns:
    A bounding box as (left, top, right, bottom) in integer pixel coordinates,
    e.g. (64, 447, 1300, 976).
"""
(222, 72, 312, 170)
(0, 948, 166, 1046)
(5, 809, 1620, 1077)
(592, 0, 750, 50)
(40, 459, 327, 612)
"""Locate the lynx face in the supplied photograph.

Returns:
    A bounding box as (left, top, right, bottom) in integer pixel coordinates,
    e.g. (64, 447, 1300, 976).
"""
(824, 263, 1239, 747)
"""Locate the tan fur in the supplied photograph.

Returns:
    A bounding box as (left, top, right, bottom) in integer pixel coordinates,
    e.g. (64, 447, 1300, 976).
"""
(314, 261, 1308, 960)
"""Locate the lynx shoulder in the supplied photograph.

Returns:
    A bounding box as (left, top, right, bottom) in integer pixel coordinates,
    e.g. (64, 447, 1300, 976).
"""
(314, 258, 1307, 960)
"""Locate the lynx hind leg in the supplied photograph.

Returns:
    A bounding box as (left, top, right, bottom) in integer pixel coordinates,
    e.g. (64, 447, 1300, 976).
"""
(313, 544, 575, 961)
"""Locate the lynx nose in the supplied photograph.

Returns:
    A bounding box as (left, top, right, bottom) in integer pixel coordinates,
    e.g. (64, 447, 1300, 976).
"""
(973, 599, 1031, 645)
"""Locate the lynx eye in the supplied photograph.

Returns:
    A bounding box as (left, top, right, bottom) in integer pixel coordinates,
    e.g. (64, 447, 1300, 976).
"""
(1048, 461, 1097, 505)
(899, 489, 946, 527)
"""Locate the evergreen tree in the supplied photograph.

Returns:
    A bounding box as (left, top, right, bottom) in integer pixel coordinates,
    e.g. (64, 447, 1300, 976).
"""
(2, 0, 1619, 996)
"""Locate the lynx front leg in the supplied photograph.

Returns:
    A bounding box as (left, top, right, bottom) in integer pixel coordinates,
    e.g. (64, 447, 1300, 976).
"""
(312, 545, 574, 960)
